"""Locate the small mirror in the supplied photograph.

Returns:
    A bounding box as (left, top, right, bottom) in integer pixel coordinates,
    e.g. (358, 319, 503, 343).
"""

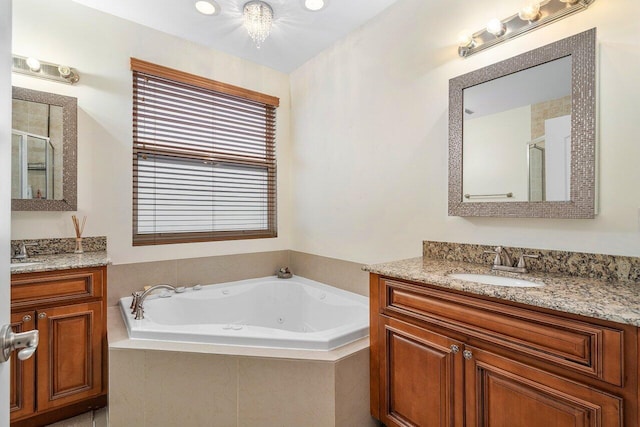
(11, 87, 77, 211)
(449, 29, 596, 218)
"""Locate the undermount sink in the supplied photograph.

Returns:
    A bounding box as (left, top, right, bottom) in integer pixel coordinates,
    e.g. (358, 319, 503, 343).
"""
(449, 273, 544, 288)
(10, 261, 41, 268)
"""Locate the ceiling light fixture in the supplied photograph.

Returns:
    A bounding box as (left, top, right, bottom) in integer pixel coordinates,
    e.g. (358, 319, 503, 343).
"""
(243, 1, 273, 49)
(304, 0, 326, 12)
(195, 1, 218, 16)
(457, 0, 596, 58)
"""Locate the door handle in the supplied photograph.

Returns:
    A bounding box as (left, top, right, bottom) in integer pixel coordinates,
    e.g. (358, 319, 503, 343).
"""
(0, 324, 39, 363)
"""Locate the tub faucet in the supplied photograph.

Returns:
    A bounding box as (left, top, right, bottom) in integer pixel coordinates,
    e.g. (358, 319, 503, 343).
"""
(132, 284, 180, 320)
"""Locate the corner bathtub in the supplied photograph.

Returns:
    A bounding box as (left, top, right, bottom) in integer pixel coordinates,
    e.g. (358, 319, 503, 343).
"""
(119, 276, 369, 350)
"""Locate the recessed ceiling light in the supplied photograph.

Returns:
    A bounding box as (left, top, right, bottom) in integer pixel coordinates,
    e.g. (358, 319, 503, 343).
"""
(195, 1, 218, 15)
(304, 0, 325, 12)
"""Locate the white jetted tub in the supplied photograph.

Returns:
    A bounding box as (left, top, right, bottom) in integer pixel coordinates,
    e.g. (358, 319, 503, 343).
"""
(119, 276, 369, 350)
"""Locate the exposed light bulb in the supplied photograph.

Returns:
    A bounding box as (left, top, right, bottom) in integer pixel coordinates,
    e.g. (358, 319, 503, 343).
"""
(486, 18, 506, 37)
(457, 30, 475, 48)
(518, 2, 541, 21)
(304, 0, 325, 11)
(25, 57, 41, 72)
(195, 1, 217, 15)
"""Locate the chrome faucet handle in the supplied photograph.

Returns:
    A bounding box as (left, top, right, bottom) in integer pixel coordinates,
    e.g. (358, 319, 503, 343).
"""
(13, 242, 38, 260)
(517, 253, 539, 269)
(130, 291, 143, 313)
(483, 249, 502, 266)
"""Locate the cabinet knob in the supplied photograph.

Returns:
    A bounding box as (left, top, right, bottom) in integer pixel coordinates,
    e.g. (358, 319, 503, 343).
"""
(38, 312, 47, 319)
(22, 315, 32, 323)
(463, 350, 473, 360)
(450, 345, 460, 354)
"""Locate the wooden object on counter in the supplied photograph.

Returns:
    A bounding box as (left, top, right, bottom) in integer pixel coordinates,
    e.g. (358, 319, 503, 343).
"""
(10, 266, 108, 427)
(369, 273, 639, 427)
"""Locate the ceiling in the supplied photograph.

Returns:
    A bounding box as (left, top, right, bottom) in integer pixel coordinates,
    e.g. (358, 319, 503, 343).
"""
(72, 0, 401, 73)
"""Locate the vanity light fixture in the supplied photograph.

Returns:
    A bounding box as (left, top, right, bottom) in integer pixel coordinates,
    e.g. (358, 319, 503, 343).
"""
(12, 55, 79, 84)
(304, 0, 326, 12)
(457, 0, 596, 58)
(486, 18, 506, 37)
(518, 2, 541, 21)
(195, 0, 219, 16)
(25, 57, 41, 72)
(243, 1, 274, 49)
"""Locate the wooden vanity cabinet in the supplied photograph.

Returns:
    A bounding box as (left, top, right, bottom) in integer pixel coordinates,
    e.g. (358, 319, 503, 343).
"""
(10, 267, 108, 426)
(370, 274, 639, 427)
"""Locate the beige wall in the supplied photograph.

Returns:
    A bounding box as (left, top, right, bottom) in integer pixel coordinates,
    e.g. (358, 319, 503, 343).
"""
(11, 0, 293, 265)
(290, 0, 640, 262)
(12, 0, 640, 272)
(463, 105, 530, 202)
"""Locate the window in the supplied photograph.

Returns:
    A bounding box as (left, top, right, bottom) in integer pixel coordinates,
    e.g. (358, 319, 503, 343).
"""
(131, 58, 278, 246)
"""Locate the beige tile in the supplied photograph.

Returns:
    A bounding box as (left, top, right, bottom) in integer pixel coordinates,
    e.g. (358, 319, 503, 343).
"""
(46, 411, 93, 427)
(238, 357, 335, 427)
(177, 250, 289, 286)
(290, 251, 369, 296)
(107, 260, 178, 306)
(143, 350, 238, 427)
(93, 408, 108, 427)
(335, 349, 379, 427)
(108, 348, 146, 426)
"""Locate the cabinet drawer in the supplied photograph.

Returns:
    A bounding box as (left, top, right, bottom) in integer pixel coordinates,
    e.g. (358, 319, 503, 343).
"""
(11, 267, 104, 309)
(381, 278, 624, 386)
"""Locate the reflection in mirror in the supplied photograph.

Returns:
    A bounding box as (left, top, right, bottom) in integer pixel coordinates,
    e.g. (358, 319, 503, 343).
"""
(12, 99, 64, 200)
(462, 56, 572, 203)
(11, 87, 77, 211)
(448, 28, 596, 218)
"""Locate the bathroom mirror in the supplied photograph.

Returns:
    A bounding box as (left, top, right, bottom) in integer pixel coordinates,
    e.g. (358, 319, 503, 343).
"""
(11, 86, 77, 211)
(448, 28, 596, 218)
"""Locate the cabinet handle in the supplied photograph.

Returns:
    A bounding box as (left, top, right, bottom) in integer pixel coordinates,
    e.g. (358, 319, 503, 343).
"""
(450, 345, 460, 354)
(463, 350, 473, 360)
(38, 313, 47, 319)
(22, 315, 32, 323)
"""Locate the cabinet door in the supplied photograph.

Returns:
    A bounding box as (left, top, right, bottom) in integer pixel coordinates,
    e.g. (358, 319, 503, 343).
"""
(380, 316, 464, 427)
(465, 345, 623, 427)
(9, 311, 36, 421)
(36, 302, 103, 411)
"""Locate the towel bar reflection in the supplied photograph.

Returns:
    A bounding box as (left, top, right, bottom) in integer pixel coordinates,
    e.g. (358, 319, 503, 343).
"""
(464, 192, 513, 199)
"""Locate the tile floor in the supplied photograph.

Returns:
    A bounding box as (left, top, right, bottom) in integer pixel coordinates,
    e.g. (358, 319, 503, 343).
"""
(46, 408, 107, 427)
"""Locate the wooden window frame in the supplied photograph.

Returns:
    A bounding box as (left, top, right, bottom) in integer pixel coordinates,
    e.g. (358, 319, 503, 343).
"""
(131, 58, 278, 246)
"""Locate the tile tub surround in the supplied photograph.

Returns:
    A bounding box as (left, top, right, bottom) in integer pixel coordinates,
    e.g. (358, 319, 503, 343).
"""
(10, 250, 110, 274)
(11, 236, 107, 257)
(107, 250, 368, 306)
(423, 240, 640, 282)
(108, 307, 376, 427)
(364, 257, 640, 326)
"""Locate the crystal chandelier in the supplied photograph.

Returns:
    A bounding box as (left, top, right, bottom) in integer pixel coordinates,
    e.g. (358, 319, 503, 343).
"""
(243, 1, 273, 49)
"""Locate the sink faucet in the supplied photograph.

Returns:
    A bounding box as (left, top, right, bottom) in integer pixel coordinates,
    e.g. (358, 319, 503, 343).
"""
(484, 246, 539, 273)
(131, 284, 184, 320)
(12, 242, 38, 260)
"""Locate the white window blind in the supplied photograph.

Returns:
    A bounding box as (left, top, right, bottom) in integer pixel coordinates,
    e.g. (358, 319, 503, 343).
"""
(132, 60, 277, 245)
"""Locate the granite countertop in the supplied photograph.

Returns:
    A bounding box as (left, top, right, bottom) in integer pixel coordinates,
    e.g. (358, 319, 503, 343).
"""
(10, 251, 111, 275)
(364, 257, 640, 327)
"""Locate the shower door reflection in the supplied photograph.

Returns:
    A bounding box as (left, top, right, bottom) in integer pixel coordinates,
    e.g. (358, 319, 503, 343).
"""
(11, 130, 55, 199)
